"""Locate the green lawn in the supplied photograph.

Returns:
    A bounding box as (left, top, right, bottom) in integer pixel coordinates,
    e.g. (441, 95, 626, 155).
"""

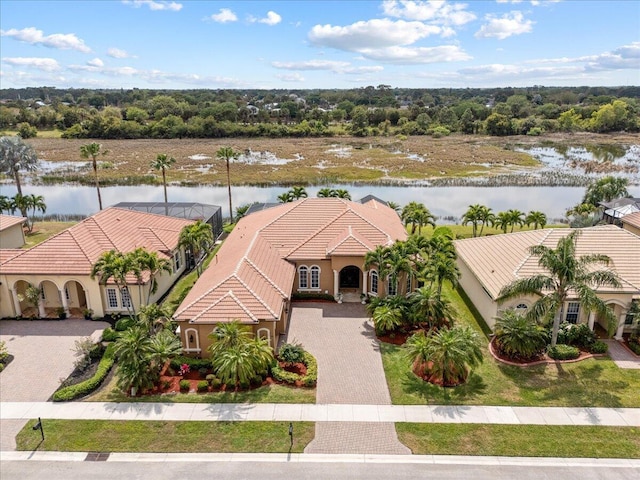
(419, 223, 568, 239)
(381, 284, 640, 407)
(17, 419, 314, 453)
(23, 221, 77, 248)
(85, 373, 316, 404)
(397, 424, 640, 458)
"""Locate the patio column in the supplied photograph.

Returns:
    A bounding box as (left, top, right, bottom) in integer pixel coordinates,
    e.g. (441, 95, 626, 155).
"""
(38, 296, 46, 318)
(11, 286, 22, 317)
(362, 270, 368, 295)
(333, 269, 339, 297)
(587, 312, 595, 331)
(59, 287, 70, 314)
(614, 313, 626, 340)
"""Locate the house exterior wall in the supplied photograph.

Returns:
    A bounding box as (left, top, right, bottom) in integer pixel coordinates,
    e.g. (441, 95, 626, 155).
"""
(293, 259, 333, 295)
(623, 223, 640, 237)
(0, 223, 25, 248)
(456, 258, 499, 329)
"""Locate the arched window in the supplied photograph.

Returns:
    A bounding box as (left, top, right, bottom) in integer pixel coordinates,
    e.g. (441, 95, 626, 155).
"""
(298, 266, 308, 289)
(370, 270, 378, 295)
(257, 327, 271, 347)
(310, 266, 320, 289)
(185, 328, 200, 352)
(387, 276, 397, 296)
(515, 303, 528, 312)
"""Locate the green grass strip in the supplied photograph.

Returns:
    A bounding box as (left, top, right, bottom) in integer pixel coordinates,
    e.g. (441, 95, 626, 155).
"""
(397, 424, 640, 458)
(17, 420, 314, 453)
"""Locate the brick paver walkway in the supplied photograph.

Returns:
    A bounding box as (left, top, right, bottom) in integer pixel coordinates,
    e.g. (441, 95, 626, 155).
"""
(604, 340, 640, 369)
(0, 320, 108, 450)
(285, 302, 409, 455)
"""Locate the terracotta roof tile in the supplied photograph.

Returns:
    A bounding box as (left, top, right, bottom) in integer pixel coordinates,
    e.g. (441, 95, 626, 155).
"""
(622, 212, 640, 230)
(0, 215, 26, 232)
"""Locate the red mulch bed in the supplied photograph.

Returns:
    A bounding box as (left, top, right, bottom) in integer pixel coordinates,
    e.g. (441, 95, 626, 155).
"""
(281, 361, 307, 376)
(412, 361, 466, 387)
(489, 337, 605, 367)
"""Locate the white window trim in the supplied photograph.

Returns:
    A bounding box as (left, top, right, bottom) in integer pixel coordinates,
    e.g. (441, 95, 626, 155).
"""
(257, 327, 271, 347)
(565, 301, 580, 324)
(173, 250, 182, 273)
(121, 287, 132, 309)
(369, 270, 379, 296)
(298, 265, 309, 290)
(184, 328, 201, 353)
(387, 276, 398, 296)
(106, 287, 119, 309)
(310, 265, 321, 290)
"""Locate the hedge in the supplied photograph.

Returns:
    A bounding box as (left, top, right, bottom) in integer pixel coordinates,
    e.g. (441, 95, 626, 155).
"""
(547, 344, 580, 361)
(291, 292, 335, 302)
(52, 343, 115, 402)
(170, 356, 211, 372)
(271, 351, 317, 387)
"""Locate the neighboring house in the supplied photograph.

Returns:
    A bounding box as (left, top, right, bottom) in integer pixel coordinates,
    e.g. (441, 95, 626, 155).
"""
(455, 225, 640, 339)
(0, 207, 194, 319)
(621, 212, 640, 236)
(0, 215, 27, 249)
(173, 197, 407, 355)
(600, 197, 640, 225)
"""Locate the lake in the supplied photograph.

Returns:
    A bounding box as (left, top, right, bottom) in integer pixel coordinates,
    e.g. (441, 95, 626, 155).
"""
(2, 183, 639, 222)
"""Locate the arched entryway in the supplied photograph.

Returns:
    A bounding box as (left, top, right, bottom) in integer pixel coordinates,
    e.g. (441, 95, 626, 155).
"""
(63, 280, 89, 318)
(339, 266, 361, 289)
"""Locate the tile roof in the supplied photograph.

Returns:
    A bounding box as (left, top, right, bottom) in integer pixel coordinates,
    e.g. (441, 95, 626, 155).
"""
(621, 212, 640, 230)
(0, 207, 194, 278)
(174, 198, 407, 323)
(454, 225, 640, 299)
(0, 215, 26, 232)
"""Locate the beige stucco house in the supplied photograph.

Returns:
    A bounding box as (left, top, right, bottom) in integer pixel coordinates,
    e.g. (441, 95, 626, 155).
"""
(621, 212, 640, 237)
(0, 214, 26, 249)
(454, 225, 640, 339)
(0, 207, 194, 320)
(173, 197, 407, 356)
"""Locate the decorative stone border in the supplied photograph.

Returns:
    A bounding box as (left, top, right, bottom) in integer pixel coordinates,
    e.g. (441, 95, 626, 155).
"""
(488, 337, 606, 367)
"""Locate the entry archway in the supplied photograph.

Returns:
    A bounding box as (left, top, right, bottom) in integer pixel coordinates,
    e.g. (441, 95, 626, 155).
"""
(339, 266, 361, 289)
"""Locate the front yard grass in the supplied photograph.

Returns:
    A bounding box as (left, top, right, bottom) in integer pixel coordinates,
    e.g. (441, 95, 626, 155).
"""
(85, 373, 316, 404)
(397, 424, 640, 458)
(381, 284, 640, 407)
(17, 419, 314, 453)
(23, 221, 77, 248)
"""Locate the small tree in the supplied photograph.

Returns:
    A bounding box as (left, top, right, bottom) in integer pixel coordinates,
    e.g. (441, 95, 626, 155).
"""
(493, 309, 548, 361)
(80, 142, 108, 211)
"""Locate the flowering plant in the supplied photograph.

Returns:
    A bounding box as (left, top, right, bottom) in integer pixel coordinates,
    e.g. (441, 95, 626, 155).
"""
(178, 363, 190, 376)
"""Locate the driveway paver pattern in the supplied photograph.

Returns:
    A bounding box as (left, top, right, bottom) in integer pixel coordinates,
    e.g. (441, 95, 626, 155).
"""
(604, 340, 640, 369)
(285, 302, 409, 454)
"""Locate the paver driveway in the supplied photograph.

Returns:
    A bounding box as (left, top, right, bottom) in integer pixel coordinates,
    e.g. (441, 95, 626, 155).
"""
(0, 319, 108, 450)
(286, 302, 409, 455)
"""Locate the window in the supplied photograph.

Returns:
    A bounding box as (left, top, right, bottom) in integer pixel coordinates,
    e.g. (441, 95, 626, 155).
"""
(515, 303, 528, 312)
(40, 286, 46, 300)
(121, 287, 132, 309)
(565, 302, 580, 324)
(298, 266, 308, 289)
(106, 288, 118, 309)
(65, 287, 71, 301)
(173, 251, 182, 272)
(370, 270, 378, 294)
(387, 276, 397, 296)
(310, 266, 320, 289)
(406, 274, 412, 293)
(625, 303, 638, 325)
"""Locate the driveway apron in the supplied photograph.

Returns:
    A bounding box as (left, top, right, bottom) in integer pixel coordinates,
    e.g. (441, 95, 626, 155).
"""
(286, 302, 410, 455)
(0, 319, 108, 450)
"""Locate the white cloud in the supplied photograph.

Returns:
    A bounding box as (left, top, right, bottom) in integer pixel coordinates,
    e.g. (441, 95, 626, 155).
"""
(381, 0, 476, 26)
(122, 0, 182, 11)
(248, 11, 282, 26)
(210, 8, 237, 23)
(107, 47, 136, 59)
(475, 11, 533, 39)
(584, 42, 640, 71)
(359, 45, 471, 64)
(309, 19, 446, 51)
(2, 57, 61, 71)
(87, 58, 104, 67)
(272, 60, 350, 70)
(275, 73, 304, 82)
(0, 27, 91, 52)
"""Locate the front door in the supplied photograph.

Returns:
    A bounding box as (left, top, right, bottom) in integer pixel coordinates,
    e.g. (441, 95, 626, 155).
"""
(339, 266, 360, 289)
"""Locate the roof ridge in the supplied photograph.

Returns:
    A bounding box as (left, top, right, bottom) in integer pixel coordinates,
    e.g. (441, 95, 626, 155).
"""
(327, 226, 372, 254)
(91, 213, 118, 251)
(173, 274, 234, 317)
(513, 228, 555, 278)
(341, 206, 393, 245)
(256, 199, 300, 234)
(244, 257, 287, 298)
(190, 290, 257, 323)
(67, 224, 95, 266)
(286, 207, 350, 257)
(234, 273, 278, 318)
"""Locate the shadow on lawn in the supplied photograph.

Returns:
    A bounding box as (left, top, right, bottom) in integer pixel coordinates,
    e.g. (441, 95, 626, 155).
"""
(400, 371, 487, 405)
(497, 357, 626, 408)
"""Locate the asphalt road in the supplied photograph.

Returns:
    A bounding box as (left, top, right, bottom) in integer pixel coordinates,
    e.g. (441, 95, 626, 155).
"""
(1, 461, 638, 480)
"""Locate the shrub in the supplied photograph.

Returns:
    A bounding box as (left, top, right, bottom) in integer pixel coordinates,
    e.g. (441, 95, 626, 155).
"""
(239, 380, 251, 390)
(493, 310, 548, 361)
(179, 380, 190, 392)
(628, 339, 640, 356)
(211, 378, 222, 389)
(161, 379, 171, 390)
(206, 374, 217, 385)
(0, 340, 9, 363)
(251, 375, 263, 386)
(197, 380, 209, 392)
(198, 367, 209, 378)
(115, 317, 136, 332)
(548, 344, 580, 361)
(73, 336, 96, 371)
(52, 344, 115, 401)
(101, 327, 119, 342)
(589, 340, 608, 354)
(291, 292, 335, 302)
(556, 322, 596, 348)
(170, 356, 211, 372)
(279, 343, 305, 364)
(271, 351, 317, 387)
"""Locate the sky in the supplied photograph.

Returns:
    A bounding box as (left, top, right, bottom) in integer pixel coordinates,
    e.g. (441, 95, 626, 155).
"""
(0, 0, 639, 90)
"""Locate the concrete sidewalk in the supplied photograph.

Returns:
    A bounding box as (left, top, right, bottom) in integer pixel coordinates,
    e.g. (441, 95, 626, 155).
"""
(2, 402, 639, 426)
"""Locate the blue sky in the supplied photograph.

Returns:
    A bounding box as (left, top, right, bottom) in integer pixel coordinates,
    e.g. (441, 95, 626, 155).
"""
(1, 0, 638, 90)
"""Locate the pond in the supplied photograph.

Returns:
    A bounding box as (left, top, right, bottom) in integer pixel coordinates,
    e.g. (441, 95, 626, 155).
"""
(2, 183, 639, 222)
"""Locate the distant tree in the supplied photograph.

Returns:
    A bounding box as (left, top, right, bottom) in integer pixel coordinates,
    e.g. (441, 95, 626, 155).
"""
(582, 176, 629, 207)
(178, 220, 213, 276)
(317, 187, 335, 198)
(150, 153, 176, 215)
(387, 201, 401, 215)
(216, 147, 240, 223)
(80, 142, 108, 211)
(24, 193, 46, 233)
(401, 202, 436, 234)
(334, 189, 351, 199)
(235, 203, 252, 220)
(289, 186, 308, 200)
(0, 136, 38, 215)
(506, 209, 525, 232)
(525, 211, 547, 230)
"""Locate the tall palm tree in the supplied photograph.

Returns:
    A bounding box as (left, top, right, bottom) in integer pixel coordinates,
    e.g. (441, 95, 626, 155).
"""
(80, 142, 108, 211)
(426, 251, 460, 299)
(498, 231, 621, 346)
(130, 247, 172, 303)
(405, 326, 483, 386)
(387, 201, 401, 215)
(24, 193, 46, 233)
(462, 204, 482, 238)
(582, 176, 629, 207)
(216, 147, 239, 223)
(364, 245, 391, 283)
(137, 303, 173, 335)
(150, 153, 176, 215)
(525, 211, 547, 230)
(408, 286, 455, 329)
(0, 136, 38, 216)
(401, 202, 435, 234)
(494, 211, 511, 234)
(178, 221, 213, 276)
(387, 241, 413, 295)
(506, 209, 525, 233)
(10, 193, 29, 219)
(0, 195, 12, 214)
(476, 205, 494, 237)
(90, 249, 141, 317)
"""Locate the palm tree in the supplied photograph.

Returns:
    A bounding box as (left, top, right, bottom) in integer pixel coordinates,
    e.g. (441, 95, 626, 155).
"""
(277, 192, 293, 203)
(10, 193, 29, 219)
(334, 189, 351, 199)
(289, 186, 308, 200)
(493, 211, 510, 234)
(493, 309, 548, 361)
(401, 202, 435, 234)
(24, 194, 46, 233)
(426, 251, 460, 299)
(0, 195, 12, 214)
(506, 209, 525, 233)
(462, 204, 482, 238)
(130, 247, 172, 303)
(80, 142, 108, 211)
(408, 286, 455, 329)
(387, 241, 413, 295)
(387, 201, 401, 215)
(371, 305, 403, 335)
(364, 245, 391, 282)
(178, 221, 213, 276)
(498, 231, 621, 347)
(0, 136, 38, 216)
(405, 326, 483, 386)
(582, 176, 629, 207)
(137, 303, 173, 335)
(216, 147, 239, 223)
(317, 187, 335, 198)
(477, 205, 494, 237)
(525, 211, 547, 230)
(235, 204, 252, 220)
(150, 153, 176, 215)
(90, 250, 141, 317)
